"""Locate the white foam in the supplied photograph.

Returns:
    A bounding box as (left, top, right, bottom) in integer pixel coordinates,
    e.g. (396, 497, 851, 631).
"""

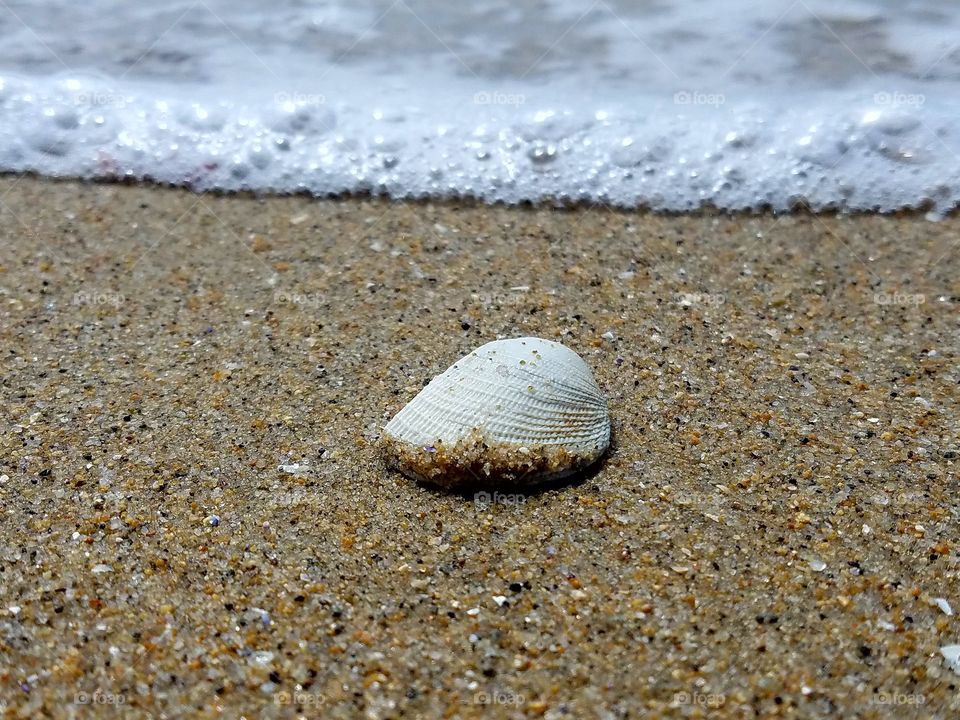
(0, 0, 959, 211)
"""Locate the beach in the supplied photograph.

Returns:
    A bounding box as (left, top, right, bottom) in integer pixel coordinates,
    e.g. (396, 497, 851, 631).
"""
(1, 176, 958, 718)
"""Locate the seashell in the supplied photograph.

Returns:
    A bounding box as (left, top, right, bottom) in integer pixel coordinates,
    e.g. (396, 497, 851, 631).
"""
(381, 337, 610, 489)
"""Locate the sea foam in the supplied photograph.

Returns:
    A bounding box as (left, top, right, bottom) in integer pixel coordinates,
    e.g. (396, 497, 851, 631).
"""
(0, 0, 958, 212)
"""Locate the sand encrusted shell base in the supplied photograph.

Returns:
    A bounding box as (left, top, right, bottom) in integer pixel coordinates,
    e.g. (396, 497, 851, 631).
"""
(380, 427, 607, 490)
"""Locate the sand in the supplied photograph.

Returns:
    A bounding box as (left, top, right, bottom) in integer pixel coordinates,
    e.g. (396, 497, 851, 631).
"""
(0, 176, 958, 718)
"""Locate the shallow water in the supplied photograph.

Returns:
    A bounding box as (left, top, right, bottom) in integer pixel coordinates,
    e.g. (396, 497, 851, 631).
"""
(1, 0, 958, 211)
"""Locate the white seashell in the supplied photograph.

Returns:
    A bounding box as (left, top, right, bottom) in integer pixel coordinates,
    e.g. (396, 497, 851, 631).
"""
(381, 337, 610, 489)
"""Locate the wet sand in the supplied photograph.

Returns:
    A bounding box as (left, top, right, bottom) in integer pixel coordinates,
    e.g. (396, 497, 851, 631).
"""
(1, 176, 958, 718)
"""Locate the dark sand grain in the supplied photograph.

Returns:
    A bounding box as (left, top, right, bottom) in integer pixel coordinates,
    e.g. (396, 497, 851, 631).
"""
(0, 177, 958, 718)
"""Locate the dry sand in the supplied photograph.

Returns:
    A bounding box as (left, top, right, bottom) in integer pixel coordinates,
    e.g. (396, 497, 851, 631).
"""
(0, 176, 958, 718)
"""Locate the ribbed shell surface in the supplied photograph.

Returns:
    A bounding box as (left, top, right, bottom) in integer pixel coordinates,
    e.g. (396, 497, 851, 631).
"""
(384, 337, 610, 453)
